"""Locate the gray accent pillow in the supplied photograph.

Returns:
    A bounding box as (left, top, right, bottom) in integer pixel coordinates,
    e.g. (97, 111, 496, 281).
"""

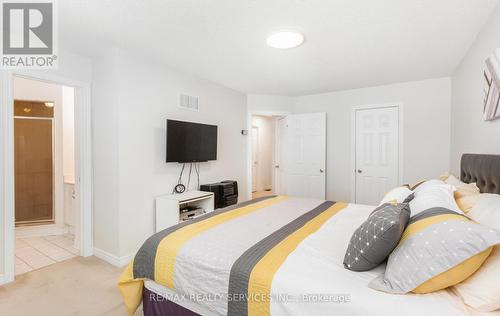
(343, 203, 410, 272)
(403, 192, 415, 204)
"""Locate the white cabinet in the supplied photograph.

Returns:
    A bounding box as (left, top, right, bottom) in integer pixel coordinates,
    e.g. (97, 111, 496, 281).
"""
(155, 191, 215, 233)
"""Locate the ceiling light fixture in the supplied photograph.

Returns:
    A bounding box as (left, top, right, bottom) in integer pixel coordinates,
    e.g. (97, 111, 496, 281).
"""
(266, 31, 304, 49)
(44, 102, 54, 108)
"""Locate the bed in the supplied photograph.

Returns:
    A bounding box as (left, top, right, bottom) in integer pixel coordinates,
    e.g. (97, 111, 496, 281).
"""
(119, 154, 500, 316)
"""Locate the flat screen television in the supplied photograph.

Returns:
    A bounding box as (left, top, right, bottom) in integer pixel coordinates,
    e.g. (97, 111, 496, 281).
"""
(166, 119, 218, 163)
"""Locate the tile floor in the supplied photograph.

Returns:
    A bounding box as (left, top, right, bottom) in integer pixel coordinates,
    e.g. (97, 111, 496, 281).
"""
(15, 234, 79, 276)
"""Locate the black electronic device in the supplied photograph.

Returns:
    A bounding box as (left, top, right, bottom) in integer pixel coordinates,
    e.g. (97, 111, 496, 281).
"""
(166, 119, 218, 163)
(200, 180, 238, 209)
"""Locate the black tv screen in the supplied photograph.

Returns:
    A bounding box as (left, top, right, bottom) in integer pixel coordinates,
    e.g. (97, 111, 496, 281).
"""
(166, 120, 218, 163)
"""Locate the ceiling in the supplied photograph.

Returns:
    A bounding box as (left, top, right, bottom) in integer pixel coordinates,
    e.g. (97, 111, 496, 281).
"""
(59, 0, 499, 96)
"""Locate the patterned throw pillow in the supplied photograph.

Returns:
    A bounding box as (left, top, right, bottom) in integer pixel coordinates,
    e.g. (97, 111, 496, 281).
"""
(369, 207, 500, 294)
(344, 203, 411, 272)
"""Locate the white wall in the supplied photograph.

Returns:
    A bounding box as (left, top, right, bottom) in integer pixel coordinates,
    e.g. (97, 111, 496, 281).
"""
(247, 94, 294, 114)
(46, 49, 93, 85)
(450, 4, 500, 173)
(91, 49, 249, 257)
(91, 50, 121, 257)
(252, 116, 274, 191)
(295, 78, 452, 202)
(13, 77, 65, 229)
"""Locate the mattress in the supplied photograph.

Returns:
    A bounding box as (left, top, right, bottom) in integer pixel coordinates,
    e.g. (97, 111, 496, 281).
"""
(120, 196, 492, 316)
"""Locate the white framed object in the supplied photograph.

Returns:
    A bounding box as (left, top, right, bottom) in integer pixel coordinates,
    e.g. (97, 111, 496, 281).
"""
(246, 109, 291, 201)
(155, 191, 215, 232)
(483, 47, 500, 121)
(0, 70, 92, 285)
(350, 103, 404, 204)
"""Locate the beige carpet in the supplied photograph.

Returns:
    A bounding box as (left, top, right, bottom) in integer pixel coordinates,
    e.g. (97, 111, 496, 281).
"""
(252, 190, 274, 199)
(0, 256, 143, 316)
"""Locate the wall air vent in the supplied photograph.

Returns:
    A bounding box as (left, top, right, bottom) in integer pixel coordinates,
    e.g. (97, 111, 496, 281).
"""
(178, 93, 199, 111)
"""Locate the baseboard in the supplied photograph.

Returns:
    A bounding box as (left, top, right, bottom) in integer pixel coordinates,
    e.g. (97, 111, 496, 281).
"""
(93, 247, 133, 268)
(0, 273, 11, 286)
(16, 224, 69, 238)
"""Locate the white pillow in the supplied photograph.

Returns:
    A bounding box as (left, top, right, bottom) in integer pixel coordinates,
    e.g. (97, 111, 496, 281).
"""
(453, 194, 500, 312)
(444, 174, 467, 188)
(379, 186, 413, 206)
(468, 194, 500, 229)
(409, 180, 462, 216)
(414, 179, 454, 191)
(453, 247, 500, 312)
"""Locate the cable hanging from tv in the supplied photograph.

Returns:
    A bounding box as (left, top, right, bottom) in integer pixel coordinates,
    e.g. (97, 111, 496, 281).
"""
(173, 162, 201, 194)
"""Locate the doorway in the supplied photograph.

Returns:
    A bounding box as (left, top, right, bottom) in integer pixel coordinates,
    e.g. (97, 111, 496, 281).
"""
(0, 71, 92, 285)
(278, 113, 327, 199)
(249, 112, 327, 200)
(13, 77, 79, 276)
(352, 105, 402, 205)
(251, 116, 275, 199)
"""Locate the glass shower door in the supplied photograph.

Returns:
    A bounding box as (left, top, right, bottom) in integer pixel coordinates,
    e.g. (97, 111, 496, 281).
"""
(14, 100, 54, 225)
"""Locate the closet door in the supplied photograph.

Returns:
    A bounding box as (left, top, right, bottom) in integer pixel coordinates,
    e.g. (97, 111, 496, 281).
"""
(355, 106, 399, 205)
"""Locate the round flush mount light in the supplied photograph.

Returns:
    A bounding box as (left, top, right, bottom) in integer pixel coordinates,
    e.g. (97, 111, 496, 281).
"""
(266, 31, 304, 49)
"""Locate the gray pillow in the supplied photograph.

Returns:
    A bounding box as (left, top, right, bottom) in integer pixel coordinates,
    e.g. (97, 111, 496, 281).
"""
(344, 203, 410, 271)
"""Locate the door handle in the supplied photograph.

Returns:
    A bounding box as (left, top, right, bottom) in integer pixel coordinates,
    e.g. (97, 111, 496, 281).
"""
(275, 165, 280, 169)
(320, 169, 324, 173)
(357, 169, 363, 174)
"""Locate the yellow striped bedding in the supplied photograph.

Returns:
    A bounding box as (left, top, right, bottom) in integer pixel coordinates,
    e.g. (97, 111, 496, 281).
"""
(118, 195, 348, 315)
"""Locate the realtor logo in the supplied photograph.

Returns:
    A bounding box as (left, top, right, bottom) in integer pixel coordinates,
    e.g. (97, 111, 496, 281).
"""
(1, 0, 58, 69)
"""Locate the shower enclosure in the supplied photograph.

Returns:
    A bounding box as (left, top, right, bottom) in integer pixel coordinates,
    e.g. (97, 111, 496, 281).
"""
(14, 100, 54, 225)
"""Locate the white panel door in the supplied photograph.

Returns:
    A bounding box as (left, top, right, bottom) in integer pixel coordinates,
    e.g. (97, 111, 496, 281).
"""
(355, 107, 399, 205)
(251, 126, 259, 192)
(274, 117, 287, 195)
(282, 113, 326, 199)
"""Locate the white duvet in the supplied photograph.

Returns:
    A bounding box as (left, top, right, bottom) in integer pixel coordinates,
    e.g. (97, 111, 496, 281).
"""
(269, 203, 470, 316)
(146, 203, 495, 316)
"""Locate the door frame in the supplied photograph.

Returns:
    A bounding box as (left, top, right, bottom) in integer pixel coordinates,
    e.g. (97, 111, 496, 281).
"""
(251, 126, 259, 192)
(274, 116, 287, 196)
(350, 103, 404, 203)
(0, 70, 93, 285)
(246, 110, 290, 201)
